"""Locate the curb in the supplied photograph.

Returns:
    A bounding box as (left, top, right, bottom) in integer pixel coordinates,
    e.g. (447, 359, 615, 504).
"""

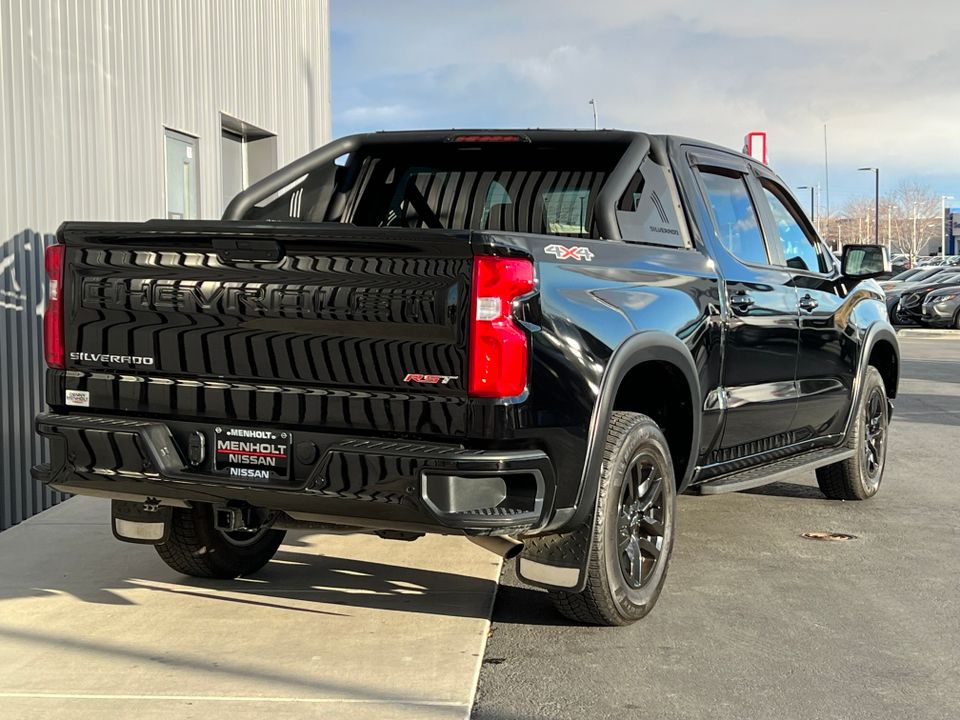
(896, 328, 960, 339)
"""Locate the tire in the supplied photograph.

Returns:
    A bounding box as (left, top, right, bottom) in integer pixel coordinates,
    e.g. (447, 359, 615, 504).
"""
(953, 310, 960, 330)
(155, 504, 286, 579)
(550, 411, 676, 626)
(816, 366, 889, 501)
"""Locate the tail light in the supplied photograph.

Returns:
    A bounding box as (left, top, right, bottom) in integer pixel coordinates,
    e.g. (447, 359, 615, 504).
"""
(44, 243, 65, 369)
(468, 256, 535, 398)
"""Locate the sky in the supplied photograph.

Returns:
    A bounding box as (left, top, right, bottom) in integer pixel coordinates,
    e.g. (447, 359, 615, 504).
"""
(330, 0, 960, 214)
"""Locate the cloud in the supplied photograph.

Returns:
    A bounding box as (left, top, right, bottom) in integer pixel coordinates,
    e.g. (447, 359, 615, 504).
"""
(331, 0, 960, 202)
(338, 104, 417, 123)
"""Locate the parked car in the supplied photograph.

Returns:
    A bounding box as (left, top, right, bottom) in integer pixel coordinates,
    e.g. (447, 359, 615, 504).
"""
(888, 272, 960, 324)
(32, 129, 899, 626)
(880, 266, 954, 293)
(889, 253, 911, 275)
(916, 255, 960, 267)
(920, 287, 960, 328)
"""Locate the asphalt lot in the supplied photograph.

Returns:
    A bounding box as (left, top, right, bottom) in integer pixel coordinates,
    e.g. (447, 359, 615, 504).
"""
(474, 334, 960, 720)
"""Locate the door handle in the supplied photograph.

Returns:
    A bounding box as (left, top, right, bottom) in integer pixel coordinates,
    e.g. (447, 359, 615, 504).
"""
(729, 292, 755, 313)
(799, 294, 819, 312)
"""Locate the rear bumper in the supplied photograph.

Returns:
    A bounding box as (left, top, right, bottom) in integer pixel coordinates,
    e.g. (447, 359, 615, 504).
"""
(33, 413, 557, 536)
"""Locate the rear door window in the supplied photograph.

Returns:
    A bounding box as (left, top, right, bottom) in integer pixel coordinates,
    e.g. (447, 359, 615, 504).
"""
(698, 170, 769, 266)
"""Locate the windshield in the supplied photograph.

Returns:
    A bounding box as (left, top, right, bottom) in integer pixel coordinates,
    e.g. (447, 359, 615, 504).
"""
(890, 268, 921, 281)
(910, 268, 944, 282)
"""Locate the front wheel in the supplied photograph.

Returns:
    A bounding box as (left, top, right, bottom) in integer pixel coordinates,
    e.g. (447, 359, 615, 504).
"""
(155, 504, 286, 578)
(816, 366, 889, 500)
(550, 412, 676, 626)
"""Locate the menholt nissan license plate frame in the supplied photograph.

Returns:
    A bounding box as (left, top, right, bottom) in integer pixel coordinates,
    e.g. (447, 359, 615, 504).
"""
(213, 426, 292, 482)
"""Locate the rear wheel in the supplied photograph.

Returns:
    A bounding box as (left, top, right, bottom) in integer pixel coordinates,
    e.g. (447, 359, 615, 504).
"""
(155, 504, 286, 578)
(550, 412, 676, 626)
(816, 366, 889, 500)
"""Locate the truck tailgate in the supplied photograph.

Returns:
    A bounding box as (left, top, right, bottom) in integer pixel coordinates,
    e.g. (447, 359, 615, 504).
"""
(59, 221, 473, 437)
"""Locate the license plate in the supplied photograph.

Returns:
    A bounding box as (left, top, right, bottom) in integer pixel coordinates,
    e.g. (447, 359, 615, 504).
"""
(213, 427, 291, 482)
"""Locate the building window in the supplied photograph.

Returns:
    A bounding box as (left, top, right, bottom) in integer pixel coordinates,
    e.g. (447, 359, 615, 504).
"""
(164, 129, 200, 220)
(220, 114, 278, 212)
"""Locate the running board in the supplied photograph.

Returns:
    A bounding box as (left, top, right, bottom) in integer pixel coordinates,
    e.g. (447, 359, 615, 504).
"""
(695, 447, 856, 495)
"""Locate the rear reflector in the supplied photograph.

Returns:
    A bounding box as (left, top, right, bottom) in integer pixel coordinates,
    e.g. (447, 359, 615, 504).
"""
(43, 243, 65, 369)
(469, 256, 535, 398)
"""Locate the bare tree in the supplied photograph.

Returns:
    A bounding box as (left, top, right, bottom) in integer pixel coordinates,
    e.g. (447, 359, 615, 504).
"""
(887, 181, 941, 258)
(835, 182, 942, 258)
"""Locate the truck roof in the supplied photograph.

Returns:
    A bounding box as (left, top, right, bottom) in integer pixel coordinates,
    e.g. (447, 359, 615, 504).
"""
(359, 128, 749, 159)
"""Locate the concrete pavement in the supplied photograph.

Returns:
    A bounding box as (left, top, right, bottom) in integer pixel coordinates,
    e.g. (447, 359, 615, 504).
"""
(0, 496, 502, 719)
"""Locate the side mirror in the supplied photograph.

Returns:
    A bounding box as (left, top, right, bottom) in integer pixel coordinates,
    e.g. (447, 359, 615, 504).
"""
(841, 244, 891, 279)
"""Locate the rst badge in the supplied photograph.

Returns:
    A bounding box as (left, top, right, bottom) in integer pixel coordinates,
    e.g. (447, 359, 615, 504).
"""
(544, 244, 594, 262)
(404, 373, 458, 385)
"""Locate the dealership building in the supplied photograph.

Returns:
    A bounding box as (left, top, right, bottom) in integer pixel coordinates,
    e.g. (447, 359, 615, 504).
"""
(0, 0, 332, 529)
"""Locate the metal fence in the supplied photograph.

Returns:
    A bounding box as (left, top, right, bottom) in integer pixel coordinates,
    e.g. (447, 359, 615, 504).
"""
(0, 230, 64, 530)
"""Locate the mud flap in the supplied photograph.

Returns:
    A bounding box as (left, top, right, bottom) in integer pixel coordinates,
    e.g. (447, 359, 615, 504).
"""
(111, 500, 172, 545)
(515, 515, 594, 593)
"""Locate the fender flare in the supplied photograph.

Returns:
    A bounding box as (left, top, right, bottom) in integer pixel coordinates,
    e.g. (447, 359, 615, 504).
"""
(568, 330, 702, 528)
(842, 322, 900, 439)
(518, 331, 701, 593)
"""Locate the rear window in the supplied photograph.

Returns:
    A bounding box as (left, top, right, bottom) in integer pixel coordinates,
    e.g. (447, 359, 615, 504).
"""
(345, 143, 626, 238)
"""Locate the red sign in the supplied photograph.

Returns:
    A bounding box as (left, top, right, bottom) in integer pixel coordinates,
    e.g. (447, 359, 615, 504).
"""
(743, 131, 768, 164)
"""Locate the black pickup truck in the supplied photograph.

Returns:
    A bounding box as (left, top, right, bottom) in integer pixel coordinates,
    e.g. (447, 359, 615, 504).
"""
(33, 130, 898, 626)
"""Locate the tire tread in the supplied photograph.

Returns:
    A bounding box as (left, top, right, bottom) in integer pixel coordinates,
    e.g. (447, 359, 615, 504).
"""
(815, 366, 886, 501)
(550, 411, 672, 626)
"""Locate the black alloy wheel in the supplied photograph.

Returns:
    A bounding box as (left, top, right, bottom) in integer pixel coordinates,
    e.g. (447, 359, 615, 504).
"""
(616, 454, 667, 589)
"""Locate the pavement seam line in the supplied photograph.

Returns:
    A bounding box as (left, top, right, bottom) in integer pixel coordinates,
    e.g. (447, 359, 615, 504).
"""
(463, 556, 504, 720)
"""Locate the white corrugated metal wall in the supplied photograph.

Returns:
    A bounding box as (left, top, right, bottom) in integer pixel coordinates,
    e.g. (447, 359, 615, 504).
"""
(0, 0, 331, 530)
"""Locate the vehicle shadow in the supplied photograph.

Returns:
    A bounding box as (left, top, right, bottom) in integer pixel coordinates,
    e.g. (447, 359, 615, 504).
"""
(152, 549, 500, 620)
(738, 481, 828, 500)
(487, 581, 576, 627)
(0, 537, 499, 621)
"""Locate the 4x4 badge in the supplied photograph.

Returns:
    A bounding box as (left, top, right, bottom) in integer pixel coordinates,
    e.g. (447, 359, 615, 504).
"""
(545, 244, 594, 262)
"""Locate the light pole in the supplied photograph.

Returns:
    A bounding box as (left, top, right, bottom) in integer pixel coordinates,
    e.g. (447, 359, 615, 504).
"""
(913, 202, 918, 257)
(797, 186, 815, 225)
(858, 167, 880, 244)
(941, 195, 954, 257)
(588, 99, 598, 130)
